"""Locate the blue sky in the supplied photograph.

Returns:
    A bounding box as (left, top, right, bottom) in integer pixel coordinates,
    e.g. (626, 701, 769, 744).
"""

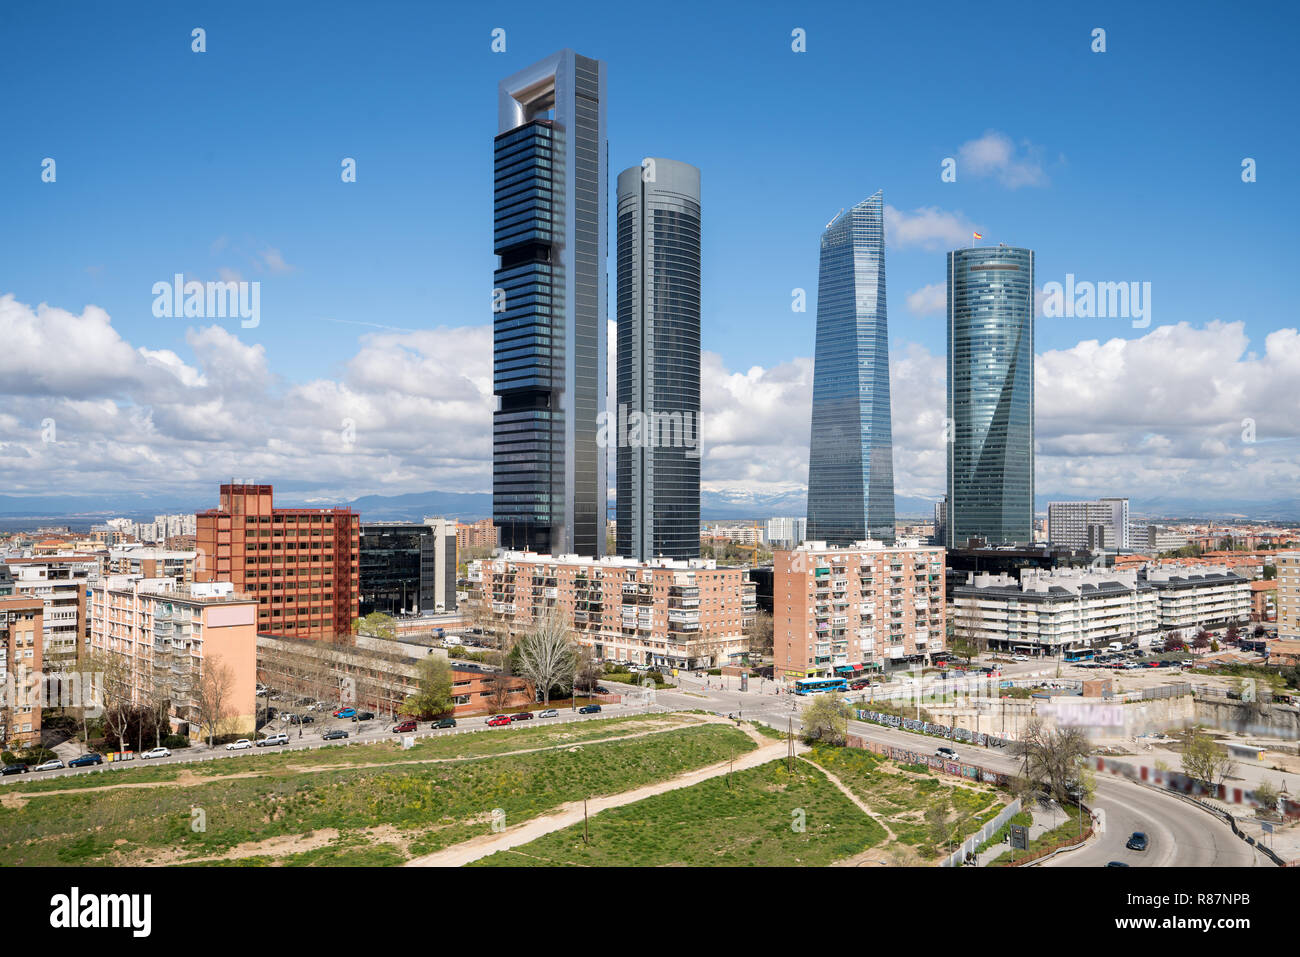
(2, 0, 1298, 513)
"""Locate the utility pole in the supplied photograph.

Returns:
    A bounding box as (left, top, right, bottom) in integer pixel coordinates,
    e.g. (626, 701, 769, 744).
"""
(583, 797, 589, 845)
(787, 715, 794, 773)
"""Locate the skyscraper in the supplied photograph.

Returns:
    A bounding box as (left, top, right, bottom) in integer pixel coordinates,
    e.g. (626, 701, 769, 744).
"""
(493, 50, 607, 556)
(947, 245, 1035, 547)
(615, 159, 702, 560)
(806, 191, 896, 545)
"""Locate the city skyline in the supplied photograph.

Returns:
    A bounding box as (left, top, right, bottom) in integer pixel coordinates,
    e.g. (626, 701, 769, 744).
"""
(3, 3, 1298, 518)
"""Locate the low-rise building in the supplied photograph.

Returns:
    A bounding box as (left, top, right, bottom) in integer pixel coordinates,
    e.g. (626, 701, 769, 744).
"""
(467, 552, 756, 669)
(773, 539, 945, 682)
(950, 567, 1159, 657)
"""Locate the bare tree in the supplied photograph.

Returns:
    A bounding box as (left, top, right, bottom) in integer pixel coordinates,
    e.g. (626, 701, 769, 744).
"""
(514, 609, 578, 706)
(1181, 727, 1236, 791)
(85, 648, 134, 751)
(1011, 718, 1093, 804)
(195, 656, 237, 747)
(745, 610, 774, 659)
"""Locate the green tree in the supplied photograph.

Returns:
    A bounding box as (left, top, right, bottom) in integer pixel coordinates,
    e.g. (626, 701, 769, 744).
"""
(352, 612, 397, 641)
(1181, 728, 1236, 791)
(400, 654, 454, 718)
(801, 694, 852, 746)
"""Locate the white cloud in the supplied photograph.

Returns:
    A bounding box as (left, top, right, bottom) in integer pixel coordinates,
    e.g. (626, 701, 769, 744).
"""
(956, 130, 1050, 189)
(884, 205, 981, 251)
(905, 283, 946, 317)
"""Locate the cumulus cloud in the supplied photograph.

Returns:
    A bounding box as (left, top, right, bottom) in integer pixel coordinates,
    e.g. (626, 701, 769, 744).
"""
(885, 205, 982, 251)
(905, 283, 946, 317)
(1, 293, 1295, 510)
(956, 130, 1050, 189)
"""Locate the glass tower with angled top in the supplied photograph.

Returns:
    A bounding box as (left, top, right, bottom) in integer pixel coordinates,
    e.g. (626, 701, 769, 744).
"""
(492, 50, 607, 557)
(946, 245, 1035, 547)
(806, 191, 896, 545)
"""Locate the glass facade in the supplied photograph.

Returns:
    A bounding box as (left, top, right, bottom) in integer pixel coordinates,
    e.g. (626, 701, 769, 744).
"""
(358, 523, 456, 616)
(947, 246, 1035, 546)
(493, 51, 607, 556)
(806, 191, 896, 545)
(615, 160, 701, 560)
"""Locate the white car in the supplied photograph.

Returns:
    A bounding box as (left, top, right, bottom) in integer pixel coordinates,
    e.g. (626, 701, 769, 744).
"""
(1012, 654, 1029, 662)
(33, 758, 65, 772)
(538, 709, 559, 719)
(225, 739, 254, 751)
(141, 747, 171, 759)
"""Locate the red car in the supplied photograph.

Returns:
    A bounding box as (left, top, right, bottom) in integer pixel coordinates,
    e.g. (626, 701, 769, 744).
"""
(510, 711, 534, 722)
(487, 716, 511, 727)
(392, 720, 417, 733)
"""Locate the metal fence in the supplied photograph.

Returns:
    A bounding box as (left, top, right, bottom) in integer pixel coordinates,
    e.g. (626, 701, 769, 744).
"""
(939, 798, 1023, 868)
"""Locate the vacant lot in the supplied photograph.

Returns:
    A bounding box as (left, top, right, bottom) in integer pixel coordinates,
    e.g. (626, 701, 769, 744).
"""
(0, 721, 754, 866)
(472, 757, 887, 867)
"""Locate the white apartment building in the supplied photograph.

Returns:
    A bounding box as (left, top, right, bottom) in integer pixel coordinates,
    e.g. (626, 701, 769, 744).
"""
(951, 567, 1159, 657)
(6, 555, 98, 671)
(1048, 498, 1129, 549)
(765, 517, 807, 550)
(1143, 565, 1250, 632)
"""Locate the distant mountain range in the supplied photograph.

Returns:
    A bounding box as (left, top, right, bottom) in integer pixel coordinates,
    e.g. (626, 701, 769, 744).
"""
(0, 488, 1295, 532)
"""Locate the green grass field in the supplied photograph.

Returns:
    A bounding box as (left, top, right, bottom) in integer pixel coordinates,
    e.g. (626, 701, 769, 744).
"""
(472, 758, 887, 867)
(0, 722, 755, 866)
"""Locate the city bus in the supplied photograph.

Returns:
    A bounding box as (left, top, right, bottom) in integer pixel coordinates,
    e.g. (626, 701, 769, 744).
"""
(794, 677, 849, 696)
(1063, 651, 1095, 663)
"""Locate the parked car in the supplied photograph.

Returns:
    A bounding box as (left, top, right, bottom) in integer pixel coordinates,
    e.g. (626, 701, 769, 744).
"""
(333, 707, 357, 719)
(510, 711, 534, 722)
(33, 758, 65, 772)
(322, 729, 349, 740)
(1126, 831, 1149, 851)
(1012, 654, 1029, 662)
(257, 733, 289, 747)
(68, 753, 103, 768)
(142, 746, 172, 759)
(226, 739, 254, 751)
(2, 763, 30, 775)
(537, 709, 558, 719)
(594, 686, 610, 695)
(351, 711, 375, 722)
(392, 720, 417, 733)
(485, 714, 508, 724)
(299, 715, 316, 724)
(936, 746, 958, 760)
(487, 716, 512, 727)
(578, 704, 602, 714)
(435, 717, 457, 729)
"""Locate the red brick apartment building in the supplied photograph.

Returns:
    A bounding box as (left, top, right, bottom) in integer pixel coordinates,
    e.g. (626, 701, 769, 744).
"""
(0, 596, 44, 748)
(196, 484, 359, 640)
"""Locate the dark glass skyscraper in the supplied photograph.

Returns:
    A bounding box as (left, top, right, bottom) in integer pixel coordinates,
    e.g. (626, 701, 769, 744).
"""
(493, 50, 607, 556)
(947, 246, 1035, 546)
(615, 159, 701, 560)
(806, 191, 895, 545)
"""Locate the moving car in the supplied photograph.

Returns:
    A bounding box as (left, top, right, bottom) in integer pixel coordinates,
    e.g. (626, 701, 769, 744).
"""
(68, 753, 103, 767)
(33, 758, 65, 772)
(936, 746, 958, 760)
(1, 763, 29, 775)
(537, 709, 558, 719)
(1105, 861, 1130, 867)
(510, 711, 534, 721)
(1012, 654, 1029, 662)
(392, 720, 417, 733)
(226, 739, 254, 751)
(434, 717, 457, 729)
(578, 704, 602, 714)
(1126, 831, 1149, 851)
(486, 716, 511, 727)
(257, 733, 289, 747)
(322, 729, 349, 740)
(142, 746, 172, 759)
(333, 708, 357, 719)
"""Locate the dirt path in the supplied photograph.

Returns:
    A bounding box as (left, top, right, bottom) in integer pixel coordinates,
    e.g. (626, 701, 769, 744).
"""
(0, 768, 266, 810)
(797, 756, 898, 844)
(405, 736, 803, 867)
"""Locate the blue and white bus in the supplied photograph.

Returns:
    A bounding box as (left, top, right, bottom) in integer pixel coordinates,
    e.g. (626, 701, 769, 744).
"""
(794, 677, 849, 696)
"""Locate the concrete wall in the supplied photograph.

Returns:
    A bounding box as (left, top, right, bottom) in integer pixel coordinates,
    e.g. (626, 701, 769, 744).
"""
(1194, 698, 1300, 739)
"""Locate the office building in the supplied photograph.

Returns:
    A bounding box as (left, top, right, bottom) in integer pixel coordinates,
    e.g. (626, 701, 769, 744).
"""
(492, 50, 607, 557)
(195, 484, 360, 640)
(947, 245, 1035, 546)
(1048, 498, 1129, 550)
(358, 519, 457, 617)
(806, 192, 896, 544)
(933, 498, 948, 547)
(88, 577, 258, 737)
(467, 552, 755, 669)
(773, 539, 945, 682)
(616, 158, 702, 560)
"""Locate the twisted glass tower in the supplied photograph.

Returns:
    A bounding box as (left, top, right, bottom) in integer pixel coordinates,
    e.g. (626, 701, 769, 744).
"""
(492, 51, 607, 556)
(946, 246, 1035, 546)
(806, 191, 896, 545)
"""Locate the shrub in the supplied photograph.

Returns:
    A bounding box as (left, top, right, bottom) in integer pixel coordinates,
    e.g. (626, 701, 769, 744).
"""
(1, 750, 17, 766)
(707, 668, 723, 676)
(162, 734, 191, 749)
